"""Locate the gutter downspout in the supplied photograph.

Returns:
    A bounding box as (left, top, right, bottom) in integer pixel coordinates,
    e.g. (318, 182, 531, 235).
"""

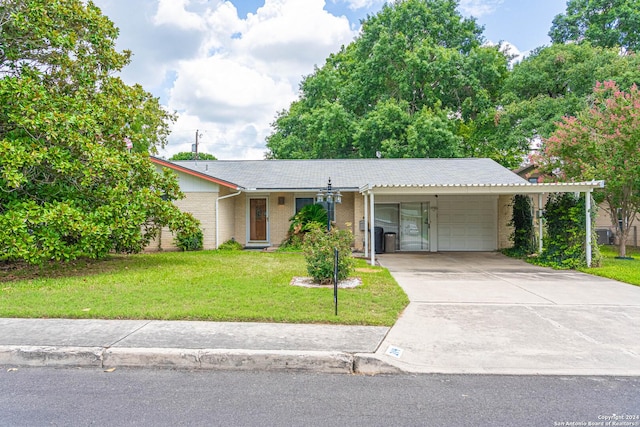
(216, 190, 242, 248)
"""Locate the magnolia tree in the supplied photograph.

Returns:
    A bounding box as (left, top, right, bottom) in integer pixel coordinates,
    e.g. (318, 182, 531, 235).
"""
(0, 0, 201, 263)
(537, 81, 640, 258)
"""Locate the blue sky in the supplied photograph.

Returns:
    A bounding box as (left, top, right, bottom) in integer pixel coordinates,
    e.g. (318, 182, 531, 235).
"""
(233, 0, 566, 53)
(475, 0, 566, 51)
(93, 0, 568, 159)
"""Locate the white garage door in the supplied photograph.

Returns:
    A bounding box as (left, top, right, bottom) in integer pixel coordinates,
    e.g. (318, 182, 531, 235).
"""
(437, 196, 497, 251)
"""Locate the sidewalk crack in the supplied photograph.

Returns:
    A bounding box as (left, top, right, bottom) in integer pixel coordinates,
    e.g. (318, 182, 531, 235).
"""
(106, 320, 153, 349)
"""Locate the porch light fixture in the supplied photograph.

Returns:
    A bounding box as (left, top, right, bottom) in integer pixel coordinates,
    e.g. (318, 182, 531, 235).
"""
(316, 178, 342, 230)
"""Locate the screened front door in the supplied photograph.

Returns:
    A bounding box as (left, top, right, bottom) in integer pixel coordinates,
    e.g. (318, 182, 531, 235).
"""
(250, 198, 267, 241)
(400, 202, 430, 251)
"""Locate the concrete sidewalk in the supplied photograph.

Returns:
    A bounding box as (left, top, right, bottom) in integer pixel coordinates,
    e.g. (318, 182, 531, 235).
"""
(0, 319, 394, 374)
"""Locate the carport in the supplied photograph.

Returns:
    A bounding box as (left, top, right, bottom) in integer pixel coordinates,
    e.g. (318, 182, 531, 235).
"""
(361, 180, 605, 266)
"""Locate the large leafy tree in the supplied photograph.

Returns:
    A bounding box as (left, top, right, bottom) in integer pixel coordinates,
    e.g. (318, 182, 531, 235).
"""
(0, 0, 200, 263)
(549, 0, 640, 51)
(495, 43, 640, 157)
(169, 152, 217, 161)
(536, 81, 640, 258)
(266, 0, 511, 164)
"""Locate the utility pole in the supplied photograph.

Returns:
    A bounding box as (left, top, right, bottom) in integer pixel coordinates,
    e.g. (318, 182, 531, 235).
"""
(194, 130, 199, 160)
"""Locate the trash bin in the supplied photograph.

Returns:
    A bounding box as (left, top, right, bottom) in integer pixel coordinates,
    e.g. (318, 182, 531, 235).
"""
(384, 232, 396, 253)
(374, 227, 384, 254)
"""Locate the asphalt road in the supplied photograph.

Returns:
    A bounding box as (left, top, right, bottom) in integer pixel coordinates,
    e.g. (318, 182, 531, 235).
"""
(1, 368, 639, 426)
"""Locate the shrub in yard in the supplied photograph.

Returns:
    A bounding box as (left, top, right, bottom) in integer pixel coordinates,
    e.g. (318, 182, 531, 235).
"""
(535, 192, 600, 269)
(173, 213, 203, 251)
(175, 229, 203, 251)
(280, 203, 328, 250)
(218, 239, 243, 251)
(508, 194, 536, 256)
(302, 224, 354, 285)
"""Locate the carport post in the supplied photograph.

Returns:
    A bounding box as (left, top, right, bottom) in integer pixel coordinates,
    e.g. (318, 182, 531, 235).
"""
(363, 192, 369, 256)
(369, 189, 375, 266)
(586, 190, 592, 267)
(538, 193, 544, 253)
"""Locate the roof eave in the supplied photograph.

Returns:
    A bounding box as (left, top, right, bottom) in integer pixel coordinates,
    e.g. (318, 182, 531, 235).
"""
(150, 157, 242, 190)
(243, 187, 361, 193)
(360, 181, 605, 195)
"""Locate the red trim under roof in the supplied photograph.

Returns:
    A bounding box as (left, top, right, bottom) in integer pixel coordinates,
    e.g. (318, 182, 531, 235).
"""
(150, 157, 241, 190)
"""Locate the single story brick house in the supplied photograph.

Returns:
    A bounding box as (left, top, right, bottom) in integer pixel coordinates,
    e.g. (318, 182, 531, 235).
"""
(150, 157, 604, 266)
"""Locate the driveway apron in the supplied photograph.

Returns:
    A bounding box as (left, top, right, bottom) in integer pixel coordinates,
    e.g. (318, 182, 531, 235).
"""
(375, 252, 640, 375)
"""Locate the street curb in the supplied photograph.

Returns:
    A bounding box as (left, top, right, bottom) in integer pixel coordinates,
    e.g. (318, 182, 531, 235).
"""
(103, 348, 355, 373)
(0, 346, 103, 367)
(353, 353, 404, 375)
(0, 346, 374, 374)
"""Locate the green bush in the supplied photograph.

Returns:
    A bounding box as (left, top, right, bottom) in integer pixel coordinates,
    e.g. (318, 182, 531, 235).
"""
(509, 195, 536, 256)
(174, 229, 203, 251)
(280, 203, 328, 250)
(302, 224, 354, 285)
(534, 193, 601, 269)
(173, 213, 203, 251)
(218, 239, 243, 251)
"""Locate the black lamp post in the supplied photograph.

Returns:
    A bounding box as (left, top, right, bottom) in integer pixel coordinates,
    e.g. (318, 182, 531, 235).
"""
(316, 178, 342, 231)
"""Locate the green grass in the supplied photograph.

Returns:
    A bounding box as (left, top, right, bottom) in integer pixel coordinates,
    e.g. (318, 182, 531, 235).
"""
(0, 251, 408, 326)
(579, 245, 640, 286)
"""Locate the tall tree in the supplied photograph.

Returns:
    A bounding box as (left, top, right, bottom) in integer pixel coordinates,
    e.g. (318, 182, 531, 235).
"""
(266, 0, 511, 163)
(0, 0, 200, 263)
(169, 152, 217, 161)
(495, 43, 640, 158)
(536, 81, 640, 258)
(549, 0, 640, 51)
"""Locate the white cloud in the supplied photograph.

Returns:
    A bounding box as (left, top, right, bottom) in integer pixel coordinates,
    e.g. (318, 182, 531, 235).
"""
(499, 41, 527, 64)
(161, 0, 357, 159)
(93, 0, 358, 159)
(153, 0, 205, 30)
(169, 113, 270, 160)
(199, 2, 245, 56)
(458, 0, 504, 18)
(96, 0, 204, 91)
(337, 0, 386, 10)
(484, 40, 525, 65)
(169, 56, 295, 124)
(237, 0, 355, 81)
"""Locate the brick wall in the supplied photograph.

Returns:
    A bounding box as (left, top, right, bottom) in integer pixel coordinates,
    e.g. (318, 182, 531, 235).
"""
(216, 188, 240, 247)
(269, 193, 293, 246)
(352, 194, 365, 251)
(233, 196, 247, 246)
(150, 192, 217, 251)
(497, 195, 514, 250)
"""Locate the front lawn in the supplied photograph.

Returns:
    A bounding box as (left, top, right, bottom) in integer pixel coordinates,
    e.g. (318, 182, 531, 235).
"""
(0, 251, 408, 326)
(579, 245, 640, 286)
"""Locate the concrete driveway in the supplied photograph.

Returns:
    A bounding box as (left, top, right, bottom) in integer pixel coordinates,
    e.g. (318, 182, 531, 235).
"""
(374, 252, 640, 375)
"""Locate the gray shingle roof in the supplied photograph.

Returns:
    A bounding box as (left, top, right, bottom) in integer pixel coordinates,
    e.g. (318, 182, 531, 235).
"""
(168, 158, 528, 191)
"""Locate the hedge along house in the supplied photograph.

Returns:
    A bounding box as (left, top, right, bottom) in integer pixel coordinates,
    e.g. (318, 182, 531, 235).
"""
(150, 157, 604, 266)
